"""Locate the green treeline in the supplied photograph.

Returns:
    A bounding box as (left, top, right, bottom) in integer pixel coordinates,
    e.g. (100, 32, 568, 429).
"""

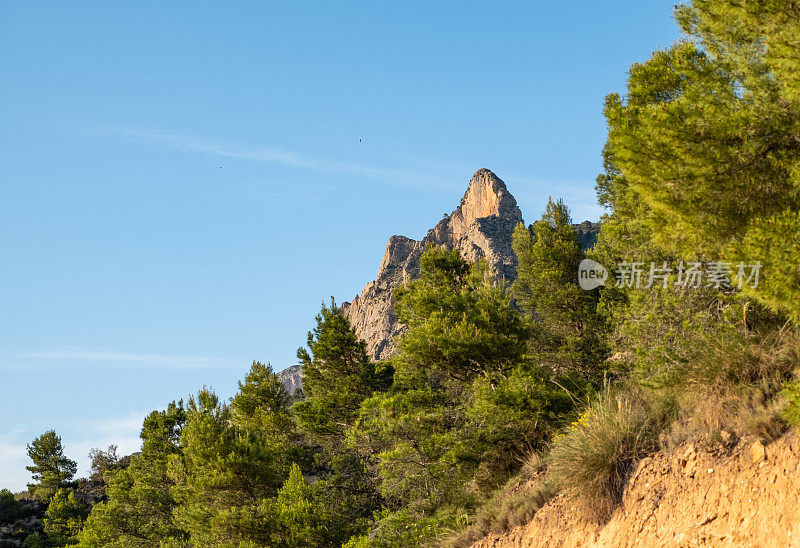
(4, 1, 800, 546)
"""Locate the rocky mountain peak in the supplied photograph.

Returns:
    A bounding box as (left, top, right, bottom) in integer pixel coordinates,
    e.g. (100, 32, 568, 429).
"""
(456, 168, 523, 230)
(341, 169, 525, 360)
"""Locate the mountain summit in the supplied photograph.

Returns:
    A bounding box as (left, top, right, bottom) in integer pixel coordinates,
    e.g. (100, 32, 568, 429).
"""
(341, 169, 524, 360)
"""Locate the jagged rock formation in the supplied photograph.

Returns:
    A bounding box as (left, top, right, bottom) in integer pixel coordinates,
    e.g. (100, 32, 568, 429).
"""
(277, 364, 303, 395)
(341, 169, 524, 361)
(574, 220, 600, 250)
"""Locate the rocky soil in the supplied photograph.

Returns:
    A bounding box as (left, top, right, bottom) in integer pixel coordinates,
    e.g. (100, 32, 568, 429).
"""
(472, 430, 800, 547)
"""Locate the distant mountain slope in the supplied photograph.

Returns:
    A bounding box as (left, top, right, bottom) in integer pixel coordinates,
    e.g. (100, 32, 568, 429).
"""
(277, 364, 303, 395)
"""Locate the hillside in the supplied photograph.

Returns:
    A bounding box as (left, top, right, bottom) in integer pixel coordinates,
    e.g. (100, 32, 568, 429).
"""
(473, 430, 800, 547)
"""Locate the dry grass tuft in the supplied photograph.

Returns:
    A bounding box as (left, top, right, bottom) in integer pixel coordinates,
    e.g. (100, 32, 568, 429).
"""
(547, 388, 670, 522)
(440, 454, 554, 548)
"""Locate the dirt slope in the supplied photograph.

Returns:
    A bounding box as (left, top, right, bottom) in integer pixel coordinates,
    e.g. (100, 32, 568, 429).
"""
(473, 430, 800, 547)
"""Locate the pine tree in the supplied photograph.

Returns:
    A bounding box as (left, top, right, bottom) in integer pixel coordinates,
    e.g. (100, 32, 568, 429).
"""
(393, 246, 530, 382)
(26, 430, 77, 502)
(231, 361, 299, 468)
(0, 489, 23, 524)
(591, 0, 800, 384)
(600, 2, 800, 325)
(512, 199, 606, 377)
(43, 488, 90, 545)
(78, 402, 187, 546)
(351, 246, 568, 529)
(260, 464, 326, 547)
(169, 388, 283, 547)
(294, 300, 391, 444)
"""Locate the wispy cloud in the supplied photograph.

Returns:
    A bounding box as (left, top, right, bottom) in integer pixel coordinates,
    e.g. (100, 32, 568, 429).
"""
(0, 414, 148, 492)
(506, 174, 603, 222)
(11, 349, 240, 370)
(93, 126, 457, 189)
(0, 434, 31, 493)
(70, 412, 146, 478)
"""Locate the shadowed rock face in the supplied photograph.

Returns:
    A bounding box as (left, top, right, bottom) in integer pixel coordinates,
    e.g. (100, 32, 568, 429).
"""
(340, 169, 524, 361)
(277, 364, 303, 395)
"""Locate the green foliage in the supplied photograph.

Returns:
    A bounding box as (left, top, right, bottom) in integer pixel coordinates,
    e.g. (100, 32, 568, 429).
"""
(352, 245, 570, 536)
(442, 475, 555, 548)
(512, 199, 607, 377)
(87, 445, 125, 487)
(784, 381, 800, 427)
(467, 366, 572, 489)
(24, 534, 47, 548)
(169, 388, 285, 547)
(603, 39, 800, 257)
(292, 305, 388, 542)
(394, 247, 530, 382)
(677, 0, 800, 104)
(599, 0, 800, 326)
(353, 386, 474, 513)
(0, 489, 23, 524)
(548, 388, 673, 521)
(231, 361, 292, 420)
(258, 464, 326, 547)
(736, 210, 800, 323)
(26, 431, 77, 503)
(230, 361, 300, 467)
(44, 488, 90, 545)
(295, 300, 392, 444)
(345, 507, 466, 548)
(566, 5, 800, 526)
(79, 401, 187, 547)
(306, 450, 383, 546)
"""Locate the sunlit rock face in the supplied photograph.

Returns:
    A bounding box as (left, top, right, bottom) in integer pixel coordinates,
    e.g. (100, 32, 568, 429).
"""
(341, 169, 524, 361)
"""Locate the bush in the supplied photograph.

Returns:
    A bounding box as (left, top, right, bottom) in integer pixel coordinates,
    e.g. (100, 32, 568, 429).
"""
(547, 388, 671, 521)
(345, 508, 466, 548)
(737, 210, 800, 323)
(441, 472, 555, 548)
(669, 322, 799, 391)
(660, 327, 799, 448)
(783, 381, 800, 427)
(0, 489, 23, 524)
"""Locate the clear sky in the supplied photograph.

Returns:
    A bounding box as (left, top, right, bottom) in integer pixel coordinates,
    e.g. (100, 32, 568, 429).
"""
(0, 1, 680, 491)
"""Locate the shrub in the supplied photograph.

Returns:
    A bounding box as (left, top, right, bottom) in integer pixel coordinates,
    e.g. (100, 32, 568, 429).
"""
(441, 475, 555, 548)
(669, 322, 799, 391)
(0, 488, 23, 524)
(547, 388, 670, 521)
(783, 381, 800, 427)
(662, 327, 799, 448)
(345, 508, 466, 548)
(665, 386, 789, 451)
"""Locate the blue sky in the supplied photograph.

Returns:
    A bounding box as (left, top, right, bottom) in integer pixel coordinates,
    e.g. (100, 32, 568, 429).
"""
(0, 1, 680, 491)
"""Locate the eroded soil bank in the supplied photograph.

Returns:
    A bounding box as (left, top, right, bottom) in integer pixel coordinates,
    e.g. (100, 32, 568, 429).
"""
(473, 430, 800, 547)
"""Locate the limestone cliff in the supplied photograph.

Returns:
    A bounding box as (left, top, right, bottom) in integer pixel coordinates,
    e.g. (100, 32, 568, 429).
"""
(340, 168, 524, 361)
(277, 364, 303, 395)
